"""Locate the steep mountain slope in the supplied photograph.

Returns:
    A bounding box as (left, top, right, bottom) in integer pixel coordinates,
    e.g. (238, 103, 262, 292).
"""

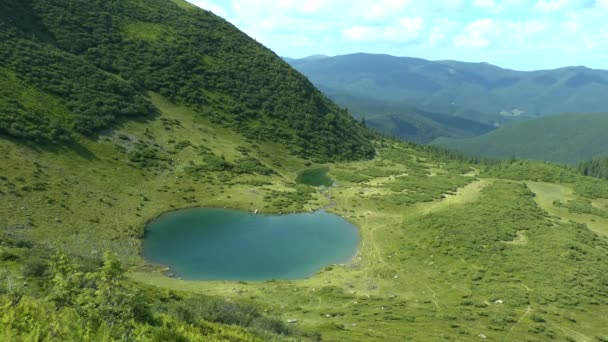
(288, 53, 608, 126)
(0, 0, 374, 161)
(433, 112, 608, 164)
(1, 1, 608, 341)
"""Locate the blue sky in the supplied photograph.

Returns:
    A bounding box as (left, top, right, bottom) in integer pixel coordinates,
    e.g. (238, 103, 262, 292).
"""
(188, 0, 608, 70)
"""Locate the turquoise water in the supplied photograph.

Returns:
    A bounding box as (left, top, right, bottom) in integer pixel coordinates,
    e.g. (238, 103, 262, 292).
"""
(142, 208, 359, 281)
(295, 167, 333, 187)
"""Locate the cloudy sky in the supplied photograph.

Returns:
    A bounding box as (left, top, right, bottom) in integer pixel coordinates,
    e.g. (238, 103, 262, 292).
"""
(188, 0, 608, 70)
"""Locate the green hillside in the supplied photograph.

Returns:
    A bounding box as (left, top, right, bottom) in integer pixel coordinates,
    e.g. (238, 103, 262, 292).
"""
(433, 113, 608, 164)
(0, 0, 373, 161)
(288, 53, 608, 130)
(1, 1, 608, 341)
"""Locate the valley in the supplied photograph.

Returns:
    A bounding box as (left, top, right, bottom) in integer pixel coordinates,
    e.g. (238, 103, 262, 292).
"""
(1, 0, 608, 341)
(2, 94, 608, 340)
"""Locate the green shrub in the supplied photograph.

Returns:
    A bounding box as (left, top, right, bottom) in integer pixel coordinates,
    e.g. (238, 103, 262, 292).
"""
(21, 258, 48, 277)
(0, 251, 19, 261)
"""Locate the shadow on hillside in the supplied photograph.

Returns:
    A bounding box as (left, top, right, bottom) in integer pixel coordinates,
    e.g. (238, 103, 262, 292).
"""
(1, 95, 164, 161)
(98, 101, 163, 136)
(67, 142, 97, 160)
(0, 134, 97, 161)
(34, 140, 98, 161)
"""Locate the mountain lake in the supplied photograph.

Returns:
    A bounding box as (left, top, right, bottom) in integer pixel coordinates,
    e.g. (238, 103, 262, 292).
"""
(143, 208, 359, 281)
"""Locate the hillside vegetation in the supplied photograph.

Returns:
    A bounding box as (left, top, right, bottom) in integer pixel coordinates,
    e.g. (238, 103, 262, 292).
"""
(288, 53, 608, 140)
(0, 0, 373, 161)
(432, 112, 608, 164)
(578, 157, 608, 180)
(1, 1, 608, 341)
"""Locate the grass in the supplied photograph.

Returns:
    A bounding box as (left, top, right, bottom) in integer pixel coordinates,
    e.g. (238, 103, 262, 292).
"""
(527, 182, 608, 237)
(2, 96, 608, 341)
(420, 178, 490, 215)
(124, 22, 170, 41)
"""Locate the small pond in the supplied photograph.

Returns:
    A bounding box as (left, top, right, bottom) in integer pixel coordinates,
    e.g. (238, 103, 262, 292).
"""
(296, 167, 333, 187)
(143, 208, 359, 281)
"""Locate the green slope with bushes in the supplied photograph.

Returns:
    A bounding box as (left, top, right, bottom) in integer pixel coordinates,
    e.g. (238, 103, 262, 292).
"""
(0, 0, 373, 161)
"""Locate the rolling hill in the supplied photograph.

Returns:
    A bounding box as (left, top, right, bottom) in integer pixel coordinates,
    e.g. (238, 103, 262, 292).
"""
(288, 53, 608, 139)
(433, 112, 608, 164)
(1, 1, 608, 341)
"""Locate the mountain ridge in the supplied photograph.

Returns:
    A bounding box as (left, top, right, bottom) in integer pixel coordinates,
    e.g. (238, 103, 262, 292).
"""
(287, 52, 608, 141)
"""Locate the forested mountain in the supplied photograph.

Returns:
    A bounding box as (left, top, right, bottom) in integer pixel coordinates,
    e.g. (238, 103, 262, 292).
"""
(433, 112, 608, 164)
(0, 0, 374, 161)
(2, 1, 608, 341)
(288, 53, 608, 138)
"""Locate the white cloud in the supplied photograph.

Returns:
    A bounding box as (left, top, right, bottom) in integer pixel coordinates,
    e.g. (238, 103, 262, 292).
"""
(342, 17, 424, 43)
(561, 20, 580, 33)
(597, 0, 608, 7)
(350, 0, 410, 21)
(471, 0, 512, 13)
(428, 27, 446, 48)
(342, 26, 374, 41)
(453, 34, 490, 48)
(300, 0, 326, 14)
(473, 0, 495, 8)
(534, 0, 568, 12)
(453, 19, 495, 48)
(399, 17, 425, 33)
(442, 0, 465, 11)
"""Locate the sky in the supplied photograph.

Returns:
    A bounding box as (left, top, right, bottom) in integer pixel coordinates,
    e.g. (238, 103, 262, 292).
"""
(187, 0, 608, 71)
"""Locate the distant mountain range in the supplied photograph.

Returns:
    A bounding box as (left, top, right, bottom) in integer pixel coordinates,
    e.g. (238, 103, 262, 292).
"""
(287, 53, 608, 142)
(433, 112, 608, 165)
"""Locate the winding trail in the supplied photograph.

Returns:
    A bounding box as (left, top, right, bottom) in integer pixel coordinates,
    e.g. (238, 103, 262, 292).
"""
(424, 283, 441, 310)
(503, 285, 531, 341)
(319, 187, 337, 211)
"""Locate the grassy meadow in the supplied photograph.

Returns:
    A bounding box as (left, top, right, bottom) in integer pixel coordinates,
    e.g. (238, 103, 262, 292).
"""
(1, 95, 608, 341)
